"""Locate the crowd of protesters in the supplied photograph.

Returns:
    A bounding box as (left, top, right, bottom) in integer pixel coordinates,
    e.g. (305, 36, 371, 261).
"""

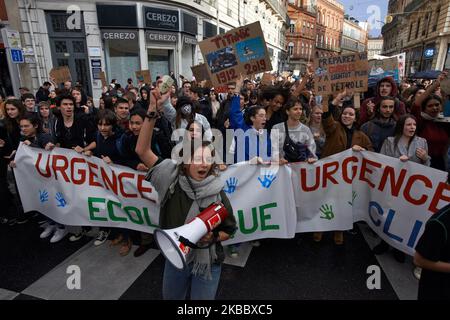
(1, 66, 449, 300)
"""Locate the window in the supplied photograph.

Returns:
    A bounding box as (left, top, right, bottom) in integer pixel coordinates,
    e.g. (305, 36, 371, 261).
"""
(408, 23, 413, 41)
(288, 42, 294, 56)
(423, 13, 429, 36)
(432, 7, 440, 32)
(289, 23, 295, 33)
(415, 18, 421, 39)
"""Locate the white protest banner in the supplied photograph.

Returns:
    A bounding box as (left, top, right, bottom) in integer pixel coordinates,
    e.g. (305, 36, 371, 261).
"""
(290, 150, 449, 256)
(14, 144, 296, 245)
(14, 144, 449, 255)
(14, 144, 161, 234)
(290, 149, 354, 233)
(350, 151, 449, 256)
(219, 163, 297, 245)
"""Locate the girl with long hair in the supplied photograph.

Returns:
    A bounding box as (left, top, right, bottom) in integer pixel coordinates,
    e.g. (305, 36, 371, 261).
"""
(374, 114, 430, 264)
(136, 89, 236, 300)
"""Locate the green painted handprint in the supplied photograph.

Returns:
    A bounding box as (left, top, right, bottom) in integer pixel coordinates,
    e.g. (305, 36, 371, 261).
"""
(320, 204, 334, 220)
(348, 191, 357, 206)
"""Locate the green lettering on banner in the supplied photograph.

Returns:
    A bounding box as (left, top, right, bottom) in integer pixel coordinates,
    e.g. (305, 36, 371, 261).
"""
(107, 200, 127, 222)
(88, 197, 107, 221)
(143, 207, 159, 228)
(124, 206, 144, 225)
(260, 202, 280, 231)
(238, 207, 258, 234)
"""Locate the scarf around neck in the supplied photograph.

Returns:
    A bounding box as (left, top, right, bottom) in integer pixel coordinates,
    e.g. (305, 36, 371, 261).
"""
(421, 112, 438, 121)
(178, 174, 224, 280)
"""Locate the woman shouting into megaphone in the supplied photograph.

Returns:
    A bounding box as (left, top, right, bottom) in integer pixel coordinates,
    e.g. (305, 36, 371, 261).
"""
(136, 86, 237, 300)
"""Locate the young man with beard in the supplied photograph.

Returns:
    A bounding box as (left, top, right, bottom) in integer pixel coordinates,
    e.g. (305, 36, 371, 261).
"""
(360, 77, 406, 125)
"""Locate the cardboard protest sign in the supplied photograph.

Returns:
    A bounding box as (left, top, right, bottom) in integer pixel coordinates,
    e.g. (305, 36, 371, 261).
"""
(373, 53, 405, 79)
(261, 72, 273, 86)
(314, 52, 368, 95)
(135, 70, 151, 84)
(440, 78, 450, 95)
(49, 66, 72, 85)
(191, 63, 210, 82)
(99, 71, 107, 88)
(199, 21, 273, 87)
(368, 57, 399, 87)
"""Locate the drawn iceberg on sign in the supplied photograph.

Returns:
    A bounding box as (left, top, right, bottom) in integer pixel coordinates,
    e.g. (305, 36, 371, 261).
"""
(370, 67, 385, 76)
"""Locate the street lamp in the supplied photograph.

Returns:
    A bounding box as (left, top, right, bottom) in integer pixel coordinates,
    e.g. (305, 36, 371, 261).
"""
(385, 10, 433, 24)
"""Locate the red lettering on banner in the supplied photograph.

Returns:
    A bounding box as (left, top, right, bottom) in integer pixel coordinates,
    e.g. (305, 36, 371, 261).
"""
(300, 167, 320, 191)
(137, 174, 155, 203)
(100, 166, 118, 195)
(35, 153, 51, 178)
(87, 161, 103, 188)
(403, 174, 432, 206)
(378, 166, 407, 197)
(71, 157, 86, 185)
(359, 158, 382, 188)
(342, 156, 358, 184)
(322, 161, 339, 188)
(428, 182, 450, 213)
(52, 155, 70, 182)
(118, 172, 137, 198)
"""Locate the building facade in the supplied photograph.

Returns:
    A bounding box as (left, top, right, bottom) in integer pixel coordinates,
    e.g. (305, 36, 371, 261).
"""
(341, 16, 368, 54)
(286, 0, 316, 71)
(1, 0, 288, 98)
(242, 0, 289, 73)
(368, 37, 384, 60)
(315, 0, 344, 58)
(382, 0, 450, 75)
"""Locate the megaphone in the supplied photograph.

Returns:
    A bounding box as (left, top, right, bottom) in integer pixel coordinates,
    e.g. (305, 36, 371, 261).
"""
(154, 202, 228, 271)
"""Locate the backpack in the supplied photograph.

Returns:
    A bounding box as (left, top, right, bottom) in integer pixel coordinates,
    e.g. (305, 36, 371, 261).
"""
(282, 121, 313, 163)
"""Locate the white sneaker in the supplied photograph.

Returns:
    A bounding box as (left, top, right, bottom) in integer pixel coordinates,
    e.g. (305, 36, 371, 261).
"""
(69, 230, 87, 242)
(94, 230, 109, 246)
(413, 267, 422, 280)
(229, 245, 239, 258)
(251, 240, 260, 247)
(50, 228, 68, 243)
(40, 224, 56, 239)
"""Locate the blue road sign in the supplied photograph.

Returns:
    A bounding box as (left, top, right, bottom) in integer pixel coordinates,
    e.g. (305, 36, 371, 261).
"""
(10, 48, 24, 63)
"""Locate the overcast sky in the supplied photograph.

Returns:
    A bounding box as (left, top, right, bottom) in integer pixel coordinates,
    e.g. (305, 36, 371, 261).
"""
(338, 0, 388, 37)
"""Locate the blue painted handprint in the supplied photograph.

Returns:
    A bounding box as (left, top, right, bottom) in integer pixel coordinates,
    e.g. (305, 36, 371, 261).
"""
(224, 177, 238, 194)
(258, 172, 277, 189)
(55, 192, 67, 208)
(39, 190, 49, 203)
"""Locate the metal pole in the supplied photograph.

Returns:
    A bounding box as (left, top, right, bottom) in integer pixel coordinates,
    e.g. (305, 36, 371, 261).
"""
(216, 0, 220, 35)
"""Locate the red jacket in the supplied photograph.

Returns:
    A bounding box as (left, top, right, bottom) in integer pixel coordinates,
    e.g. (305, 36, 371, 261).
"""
(360, 77, 406, 125)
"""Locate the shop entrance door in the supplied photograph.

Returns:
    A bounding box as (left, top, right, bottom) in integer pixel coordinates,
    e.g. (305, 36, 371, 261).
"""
(45, 11, 91, 95)
(0, 48, 13, 97)
(148, 48, 174, 82)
